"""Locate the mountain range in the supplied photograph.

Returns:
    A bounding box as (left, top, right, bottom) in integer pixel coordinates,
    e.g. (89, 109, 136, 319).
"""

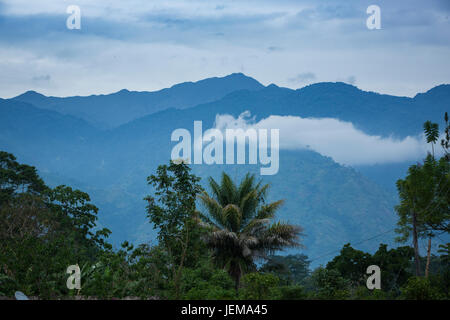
(1, 73, 449, 265)
(13, 73, 264, 129)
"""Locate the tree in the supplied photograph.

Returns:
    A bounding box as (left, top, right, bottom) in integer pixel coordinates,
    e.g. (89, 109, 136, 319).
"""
(395, 117, 450, 277)
(310, 267, 350, 300)
(423, 120, 439, 157)
(0, 151, 47, 206)
(47, 185, 112, 258)
(423, 120, 441, 278)
(422, 157, 450, 234)
(144, 161, 204, 298)
(198, 172, 302, 291)
(326, 244, 372, 287)
(371, 244, 414, 293)
(324, 244, 414, 296)
(239, 272, 280, 299)
(0, 151, 112, 298)
(260, 254, 310, 285)
(396, 164, 427, 276)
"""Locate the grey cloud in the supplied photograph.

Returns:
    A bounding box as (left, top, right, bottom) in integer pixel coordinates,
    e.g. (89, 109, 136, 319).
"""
(289, 72, 317, 84)
(0, 0, 449, 97)
(343, 76, 356, 85)
(32, 74, 51, 83)
(267, 46, 282, 52)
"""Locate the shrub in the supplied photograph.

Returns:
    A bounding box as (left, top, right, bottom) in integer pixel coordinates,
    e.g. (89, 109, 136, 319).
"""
(239, 273, 280, 300)
(278, 285, 307, 300)
(401, 277, 442, 300)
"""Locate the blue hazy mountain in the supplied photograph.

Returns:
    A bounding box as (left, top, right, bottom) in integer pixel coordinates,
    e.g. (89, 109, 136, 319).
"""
(0, 98, 99, 170)
(1, 75, 449, 265)
(151, 81, 446, 138)
(12, 73, 264, 129)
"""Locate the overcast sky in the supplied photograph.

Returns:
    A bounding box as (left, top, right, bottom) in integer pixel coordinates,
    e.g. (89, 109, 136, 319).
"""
(0, 0, 449, 98)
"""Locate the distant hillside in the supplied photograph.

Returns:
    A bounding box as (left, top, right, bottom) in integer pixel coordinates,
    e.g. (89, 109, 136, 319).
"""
(149, 81, 447, 138)
(0, 98, 99, 172)
(12, 73, 264, 128)
(1, 74, 449, 265)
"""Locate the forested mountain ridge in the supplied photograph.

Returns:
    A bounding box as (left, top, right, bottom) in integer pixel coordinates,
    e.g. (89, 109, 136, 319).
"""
(1, 75, 449, 265)
(12, 73, 264, 129)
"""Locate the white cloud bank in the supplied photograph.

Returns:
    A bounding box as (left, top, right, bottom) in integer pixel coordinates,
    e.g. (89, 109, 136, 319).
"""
(213, 112, 430, 166)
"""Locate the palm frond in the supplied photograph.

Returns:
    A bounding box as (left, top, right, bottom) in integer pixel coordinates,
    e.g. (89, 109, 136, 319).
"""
(221, 172, 238, 205)
(238, 173, 256, 200)
(222, 204, 242, 232)
(198, 192, 226, 228)
(239, 189, 259, 223)
(208, 177, 224, 203)
(255, 199, 284, 220)
(258, 221, 303, 251)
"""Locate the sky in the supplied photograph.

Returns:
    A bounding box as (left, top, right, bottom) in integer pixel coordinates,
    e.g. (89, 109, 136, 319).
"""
(0, 0, 449, 98)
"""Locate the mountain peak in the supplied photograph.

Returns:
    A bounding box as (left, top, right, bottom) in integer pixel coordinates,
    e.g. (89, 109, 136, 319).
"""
(225, 72, 248, 79)
(167, 73, 264, 93)
(13, 90, 49, 105)
(305, 81, 358, 90)
(116, 89, 130, 95)
(202, 72, 261, 85)
(15, 90, 47, 99)
(296, 81, 363, 96)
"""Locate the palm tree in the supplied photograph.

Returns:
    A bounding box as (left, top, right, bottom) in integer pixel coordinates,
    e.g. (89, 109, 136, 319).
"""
(198, 172, 303, 291)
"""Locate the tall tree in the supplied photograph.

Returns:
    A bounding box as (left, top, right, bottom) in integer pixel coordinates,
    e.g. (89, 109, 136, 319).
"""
(423, 121, 439, 157)
(198, 172, 302, 291)
(396, 114, 450, 277)
(145, 161, 204, 298)
(423, 121, 439, 278)
(396, 163, 428, 276)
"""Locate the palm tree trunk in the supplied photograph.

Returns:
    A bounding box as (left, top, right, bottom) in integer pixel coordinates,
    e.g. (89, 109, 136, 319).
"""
(425, 143, 434, 278)
(235, 272, 241, 293)
(412, 211, 421, 276)
(425, 237, 432, 278)
(229, 261, 242, 293)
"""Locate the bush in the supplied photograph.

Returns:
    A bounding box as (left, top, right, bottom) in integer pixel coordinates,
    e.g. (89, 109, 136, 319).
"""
(310, 267, 350, 300)
(239, 273, 280, 300)
(181, 263, 236, 300)
(278, 285, 307, 300)
(351, 286, 388, 300)
(401, 277, 442, 300)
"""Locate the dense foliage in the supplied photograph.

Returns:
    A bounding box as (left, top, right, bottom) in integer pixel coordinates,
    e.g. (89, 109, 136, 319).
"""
(1, 110, 449, 303)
